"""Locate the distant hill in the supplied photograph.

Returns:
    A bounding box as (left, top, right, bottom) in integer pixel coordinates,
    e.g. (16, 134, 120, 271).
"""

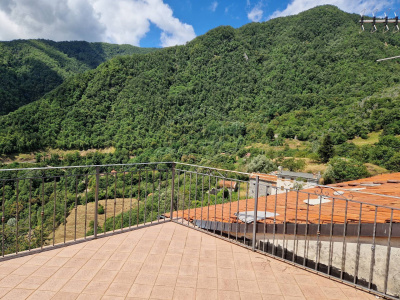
(1, 5, 400, 163)
(0, 39, 157, 115)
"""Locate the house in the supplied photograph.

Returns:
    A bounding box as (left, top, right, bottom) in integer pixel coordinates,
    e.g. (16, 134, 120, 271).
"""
(172, 172, 400, 297)
(249, 173, 278, 197)
(277, 168, 321, 190)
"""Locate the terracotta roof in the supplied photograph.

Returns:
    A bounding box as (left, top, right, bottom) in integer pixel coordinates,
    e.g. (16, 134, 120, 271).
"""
(172, 173, 400, 225)
(217, 180, 237, 190)
(250, 173, 278, 182)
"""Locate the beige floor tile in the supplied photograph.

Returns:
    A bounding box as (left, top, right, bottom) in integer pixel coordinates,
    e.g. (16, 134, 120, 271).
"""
(60, 279, 90, 293)
(102, 296, 125, 300)
(257, 281, 282, 295)
(82, 281, 110, 295)
(218, 290, 241, 300)
(63, 258, 88, 269)
(38, 276, 69, 292)
(71, 268, 98, 281)
(32, 266, 59, 278)
(102, 259, 126, 271)
(155, 273, 177, 286)
(0, 264, 20, 275)
(218, 278, 239, 291)
(128, 283, 153, 298)
(176, 275, 197, 288)
(0, 275, 27, 288)
(16, 276, 48, 290)
(278, 283, 304, 298)
(121, 261, 143, 272)
(45, 256, 70, 267)
(299, 284, 327, 299)
(53, 291, 80, 300)
(237, 279, 260, 293)
(135, 271, 158, 285)
(57, 247, 82, 258)
(24, 255, 52, 266)
(12, 264, 40, 276)
(81, 259, 106, 270)
(77, 293, 103, 300)
(27, 290, 56, 300)
(2, 288, 34, 300)
(52, 267, 79, 279)
(236, 269, 257, 281)
(150, 285, 174, 299)
(92, 269, 118, 282)
(0, 287, 12, 298)
(196, 288, 218, 300)
(198, 265, 217, 278)
(113, 271, 139, 284)
(173, 287, 195, 300)
(240, 291, 263, 300)
(197, 276, 218, 290)
(159, 264, 180, 275)
(105, 282, 132, 297)
(178, 265, 198, 277)
(320, 286, 347, 299)
(217, 267, 237, 279)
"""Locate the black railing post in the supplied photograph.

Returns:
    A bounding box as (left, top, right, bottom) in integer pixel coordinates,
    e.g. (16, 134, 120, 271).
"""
(170, 163, 176, 221)
(252, 175, 259, 251)
(94, 166, 100, 238)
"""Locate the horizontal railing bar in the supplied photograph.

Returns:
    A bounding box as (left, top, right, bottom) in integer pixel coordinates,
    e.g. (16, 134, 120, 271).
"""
(0, 162, 174, 172)
(175, 169, 249, 183)
(0, 168, 170, 182)
(317, 184, 400, 200)
(175, 162, 251, 176)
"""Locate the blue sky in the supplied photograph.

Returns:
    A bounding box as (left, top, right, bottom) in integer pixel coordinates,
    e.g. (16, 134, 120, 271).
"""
(139, 0, 288, 47)
(0, 0, 397, 48)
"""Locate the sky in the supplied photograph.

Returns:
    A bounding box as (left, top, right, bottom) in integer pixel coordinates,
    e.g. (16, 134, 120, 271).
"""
(0, 0, 398, 48)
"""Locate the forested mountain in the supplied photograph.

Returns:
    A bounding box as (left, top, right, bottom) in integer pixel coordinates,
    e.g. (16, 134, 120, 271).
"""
(0, 40, 157, 114)
(1, 5, 400, 165)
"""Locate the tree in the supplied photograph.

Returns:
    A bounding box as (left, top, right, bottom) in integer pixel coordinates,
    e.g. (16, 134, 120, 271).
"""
(266, 128, 275, 141)
(318, 134, 334, 163)
(247, 155, 277, 173)
(323, 157, 369, 184)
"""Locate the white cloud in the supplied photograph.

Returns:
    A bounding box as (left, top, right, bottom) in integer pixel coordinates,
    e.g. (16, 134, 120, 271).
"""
(270, 0, 394, 19)
(0, 0, 196, 47)
(209, 1, 218, 12)
(248, 5, 263, 22)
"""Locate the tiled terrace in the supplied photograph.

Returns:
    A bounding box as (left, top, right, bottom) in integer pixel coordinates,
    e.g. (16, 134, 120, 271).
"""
(0, 222, 378, 300)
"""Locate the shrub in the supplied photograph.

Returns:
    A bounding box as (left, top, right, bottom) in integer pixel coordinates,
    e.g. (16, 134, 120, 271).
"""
(323, 157, 369, 184)
(247, 155, 277, 173)
(98, 204, 105, 214)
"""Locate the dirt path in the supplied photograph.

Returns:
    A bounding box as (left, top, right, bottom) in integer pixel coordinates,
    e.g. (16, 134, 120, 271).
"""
(52, 198, 137, 244)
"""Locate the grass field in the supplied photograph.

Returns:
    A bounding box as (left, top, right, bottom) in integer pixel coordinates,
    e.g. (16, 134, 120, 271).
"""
(349, 131, 382, 146)
(51, 197, 136, 244)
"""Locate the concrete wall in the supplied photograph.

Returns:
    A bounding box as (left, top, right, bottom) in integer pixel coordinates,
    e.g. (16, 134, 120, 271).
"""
(254, 233, 400, 298)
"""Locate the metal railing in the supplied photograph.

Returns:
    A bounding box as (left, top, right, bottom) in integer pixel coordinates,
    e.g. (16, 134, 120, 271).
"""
(0, 162, 399, 299)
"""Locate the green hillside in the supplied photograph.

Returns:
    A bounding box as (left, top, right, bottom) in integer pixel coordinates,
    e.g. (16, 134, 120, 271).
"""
(0, 39, 157, 115)
(1, 5, 400, 168)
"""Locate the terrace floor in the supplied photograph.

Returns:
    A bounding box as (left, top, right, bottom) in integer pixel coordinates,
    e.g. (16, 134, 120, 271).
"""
(0, 222, 378, 300)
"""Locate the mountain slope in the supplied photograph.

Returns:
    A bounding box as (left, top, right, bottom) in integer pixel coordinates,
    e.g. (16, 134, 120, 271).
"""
(0, 39, 157, 115)
(1, 5, 400, 158)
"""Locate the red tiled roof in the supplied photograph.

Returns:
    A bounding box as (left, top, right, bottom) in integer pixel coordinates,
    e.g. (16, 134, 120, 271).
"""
(171, 173, 400, 225)
(250, 173, 278, 182)
(217, 180, 237, 190)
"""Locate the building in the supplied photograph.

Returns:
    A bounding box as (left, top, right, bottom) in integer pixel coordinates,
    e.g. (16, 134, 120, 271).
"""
(173, 172, 400, 297)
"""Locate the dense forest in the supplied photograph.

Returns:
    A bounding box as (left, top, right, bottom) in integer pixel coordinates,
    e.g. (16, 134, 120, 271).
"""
(2, 4, 400, 255)
(0, 40, 157, 115)
(1, 5, 400, 172)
